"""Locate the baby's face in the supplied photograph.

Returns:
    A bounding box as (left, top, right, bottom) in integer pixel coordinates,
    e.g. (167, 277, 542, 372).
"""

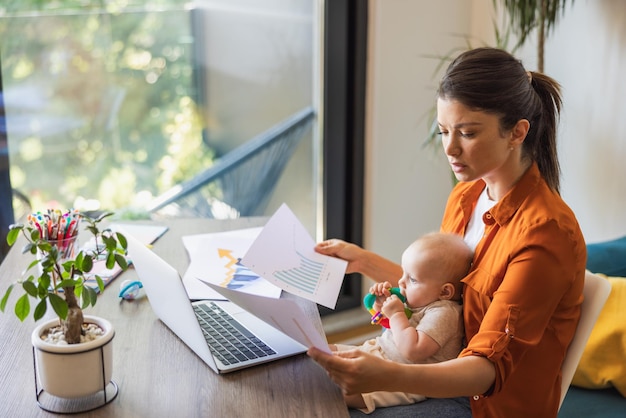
(399, 250, 445, 309)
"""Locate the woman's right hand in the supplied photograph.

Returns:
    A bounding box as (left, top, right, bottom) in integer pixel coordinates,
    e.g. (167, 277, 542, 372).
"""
(315, 239, 364, 274)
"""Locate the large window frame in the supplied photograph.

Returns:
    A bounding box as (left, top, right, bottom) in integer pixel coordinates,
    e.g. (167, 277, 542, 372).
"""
(319, 0, 367, 314)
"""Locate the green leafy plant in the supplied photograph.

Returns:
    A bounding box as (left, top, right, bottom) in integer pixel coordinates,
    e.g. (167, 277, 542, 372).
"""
(495, 0, 575, 72)
(0, 211, 128, 344)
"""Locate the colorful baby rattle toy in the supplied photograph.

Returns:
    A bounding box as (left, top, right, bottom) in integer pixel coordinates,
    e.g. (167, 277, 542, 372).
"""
(363, 287, 412, 329)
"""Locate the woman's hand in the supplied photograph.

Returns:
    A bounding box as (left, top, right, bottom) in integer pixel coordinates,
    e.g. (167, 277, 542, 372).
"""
(309, 347, 497, 399)
(307, 347, 396, 395)
(315, 239, 403, 286)
(314, 239, 364, 274)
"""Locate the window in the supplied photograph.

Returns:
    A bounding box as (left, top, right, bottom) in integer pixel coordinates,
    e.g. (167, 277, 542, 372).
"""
(1, 1, 315, 222)
(0, 0, 365, 313)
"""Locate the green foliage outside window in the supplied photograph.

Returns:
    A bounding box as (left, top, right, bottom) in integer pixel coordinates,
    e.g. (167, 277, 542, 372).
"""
(1, 0, 215, 217)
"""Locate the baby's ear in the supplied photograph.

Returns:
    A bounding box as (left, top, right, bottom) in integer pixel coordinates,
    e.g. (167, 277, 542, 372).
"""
(439, 283, 456, 300)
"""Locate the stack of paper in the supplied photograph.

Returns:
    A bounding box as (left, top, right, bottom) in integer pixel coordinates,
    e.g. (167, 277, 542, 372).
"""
(183, 203, 348, 353)
(182, 203, 348, 309)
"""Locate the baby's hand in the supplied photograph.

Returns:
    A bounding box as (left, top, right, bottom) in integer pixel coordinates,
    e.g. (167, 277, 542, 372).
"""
(381, 295, 405, 317)
(369, 282, 393, 312)
(369, 281, 393, 297)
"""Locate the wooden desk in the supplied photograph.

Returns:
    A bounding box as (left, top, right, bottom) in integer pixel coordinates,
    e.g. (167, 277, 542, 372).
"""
(0, 218, 348, 417)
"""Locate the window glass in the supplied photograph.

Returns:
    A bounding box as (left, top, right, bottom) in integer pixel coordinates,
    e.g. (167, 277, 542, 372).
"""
(0, 0, 317, 234)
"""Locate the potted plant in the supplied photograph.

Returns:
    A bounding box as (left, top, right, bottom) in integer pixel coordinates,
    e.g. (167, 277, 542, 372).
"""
(0, 210, 128, 403)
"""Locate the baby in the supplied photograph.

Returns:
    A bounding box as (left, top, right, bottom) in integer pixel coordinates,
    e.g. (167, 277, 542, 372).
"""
(332, 232, 473, 413)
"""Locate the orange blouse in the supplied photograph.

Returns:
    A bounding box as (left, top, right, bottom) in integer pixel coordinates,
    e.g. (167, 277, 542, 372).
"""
(440, 163, 586, 418)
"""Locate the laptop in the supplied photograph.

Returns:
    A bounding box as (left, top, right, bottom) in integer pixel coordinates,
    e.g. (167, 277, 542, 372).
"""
(122, 229, 307, 374)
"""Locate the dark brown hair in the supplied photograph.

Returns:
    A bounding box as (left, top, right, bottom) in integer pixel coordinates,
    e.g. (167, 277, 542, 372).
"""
(438, 47, 562, 193)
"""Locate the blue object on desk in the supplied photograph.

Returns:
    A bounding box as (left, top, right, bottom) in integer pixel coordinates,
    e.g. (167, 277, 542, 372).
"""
(119, 280, 143, 300)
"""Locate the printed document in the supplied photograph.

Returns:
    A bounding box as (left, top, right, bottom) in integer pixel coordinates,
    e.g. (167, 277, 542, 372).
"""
(182, 228, 282, 300)
(241, 203, 347, 309)
(203, 281, 331, 354)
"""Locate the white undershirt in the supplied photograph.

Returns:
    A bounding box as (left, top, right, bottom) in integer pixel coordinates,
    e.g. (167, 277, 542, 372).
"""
(464, 187, 498, 251)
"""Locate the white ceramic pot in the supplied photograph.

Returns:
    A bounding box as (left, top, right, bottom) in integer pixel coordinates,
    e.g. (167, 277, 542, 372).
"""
(31, 315, 114, 399)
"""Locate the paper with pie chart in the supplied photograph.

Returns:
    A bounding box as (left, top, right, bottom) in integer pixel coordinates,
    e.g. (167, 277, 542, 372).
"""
(241, 203, 348, 309)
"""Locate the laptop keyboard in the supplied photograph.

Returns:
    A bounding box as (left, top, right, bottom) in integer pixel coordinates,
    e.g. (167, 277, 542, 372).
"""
(193, 302, 277, 366)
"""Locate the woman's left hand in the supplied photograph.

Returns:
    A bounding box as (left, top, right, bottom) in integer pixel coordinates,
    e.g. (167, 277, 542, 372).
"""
(307, 346, 396, 395)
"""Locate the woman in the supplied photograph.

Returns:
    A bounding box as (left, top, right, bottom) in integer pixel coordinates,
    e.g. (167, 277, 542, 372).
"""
(308, 47, 586, 418)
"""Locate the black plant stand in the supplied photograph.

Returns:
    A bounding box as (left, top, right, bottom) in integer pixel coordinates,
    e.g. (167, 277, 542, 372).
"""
(32, 341, 119, 414)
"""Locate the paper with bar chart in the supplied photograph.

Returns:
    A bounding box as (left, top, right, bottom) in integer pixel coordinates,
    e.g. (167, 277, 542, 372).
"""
(241, 203, 348, 309)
